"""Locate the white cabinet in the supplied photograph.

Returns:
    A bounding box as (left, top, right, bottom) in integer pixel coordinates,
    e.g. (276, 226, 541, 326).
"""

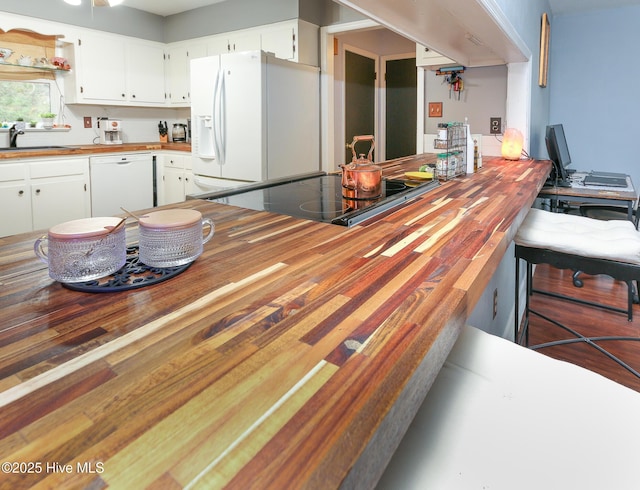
(0, 158, 91, 238)
(127, 41, 167, 104)
(167, 42, 207, 106)
(157, 153, 194, 205)
(0, 163, 31, 237)
(416, 44, 455, 67)
(64, 32, 166, 106)
(207, 31, 261, 55)
(203, 20, 318, 65)
(261, 20, 319, 65)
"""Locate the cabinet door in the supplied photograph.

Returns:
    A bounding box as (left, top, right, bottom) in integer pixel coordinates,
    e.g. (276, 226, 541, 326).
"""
(167, 46, 190, 105)
(162, 166, 186, 204)
(262, 26, 296, 61)
(127, 41, 166, 104)
(228, 31, 261, 52)
(183, 169, 195, 197)
(0, 181, 32, 237)
(77, 34, 128, 102)
(167, 43, 207, 105)
(31, 176, 88, 231)
(207, 35, 230, 55)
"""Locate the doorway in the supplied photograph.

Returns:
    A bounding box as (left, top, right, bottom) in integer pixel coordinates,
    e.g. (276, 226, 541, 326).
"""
(344, 48, 376, 165)
(384, 57, 417, 159)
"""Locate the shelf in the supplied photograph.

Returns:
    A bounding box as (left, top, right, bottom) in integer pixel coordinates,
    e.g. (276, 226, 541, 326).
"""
(0, 61, 69, 72)
(0, 28, 68, 81)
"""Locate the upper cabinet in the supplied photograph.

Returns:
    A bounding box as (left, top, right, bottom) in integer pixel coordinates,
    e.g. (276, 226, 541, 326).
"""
(61, 19, 318, 108)
(167, 20, 319, 107)
(166, 42, 207, 106)
(207, 30, 261, 55)
(416, 44, 455, 67)
(63, 32, 166, 106)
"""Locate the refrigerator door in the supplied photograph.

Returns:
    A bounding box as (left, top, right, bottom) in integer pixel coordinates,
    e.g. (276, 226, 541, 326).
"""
(218, 51, 265, 181)
(265, 56, 320, 179)
(191, 56, 221, 178)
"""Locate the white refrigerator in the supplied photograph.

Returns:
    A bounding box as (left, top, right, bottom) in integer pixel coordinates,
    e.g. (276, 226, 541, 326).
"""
(190, 50, 320, 194)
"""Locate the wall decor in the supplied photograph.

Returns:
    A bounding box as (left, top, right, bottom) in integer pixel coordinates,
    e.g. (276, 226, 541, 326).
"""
(539, 12, 550, 87)
(429, 102, 443, 117)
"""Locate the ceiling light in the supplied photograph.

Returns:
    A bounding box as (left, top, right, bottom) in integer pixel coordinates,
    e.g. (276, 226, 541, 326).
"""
(64, 0, 82, 5)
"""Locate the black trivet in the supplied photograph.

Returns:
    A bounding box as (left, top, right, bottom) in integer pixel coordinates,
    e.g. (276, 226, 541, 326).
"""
(63, 246, 192, 293)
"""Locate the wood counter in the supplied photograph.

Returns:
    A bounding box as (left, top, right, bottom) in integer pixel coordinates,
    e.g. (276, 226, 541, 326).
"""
(0, 156, 550, 489)
(0, 142, 190, 160)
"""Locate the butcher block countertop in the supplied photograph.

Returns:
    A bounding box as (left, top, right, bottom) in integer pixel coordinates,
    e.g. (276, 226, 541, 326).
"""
(0, 156, 550, 489)
(0, 142, 190, 160)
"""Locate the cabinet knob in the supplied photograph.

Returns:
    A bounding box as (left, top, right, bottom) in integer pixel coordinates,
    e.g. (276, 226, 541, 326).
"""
(132, 94, 136, 98)
(122, 93, 126, 98)
(18, 190, 24, 196)
(35, 189, 41, 194)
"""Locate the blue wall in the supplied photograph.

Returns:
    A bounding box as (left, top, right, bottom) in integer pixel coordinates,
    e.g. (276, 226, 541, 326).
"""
(493, 0, 552, 159)
(550, 5, 640, 185)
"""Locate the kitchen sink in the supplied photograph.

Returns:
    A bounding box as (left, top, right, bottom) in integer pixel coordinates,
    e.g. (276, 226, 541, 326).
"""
(0, 145, 72, 151)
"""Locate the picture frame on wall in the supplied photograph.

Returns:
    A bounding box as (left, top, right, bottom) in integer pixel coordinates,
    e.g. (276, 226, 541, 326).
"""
(539, 12, 550, 87)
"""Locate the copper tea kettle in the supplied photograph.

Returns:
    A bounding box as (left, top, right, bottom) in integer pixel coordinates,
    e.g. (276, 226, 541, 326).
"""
(340, 135, 382, 200)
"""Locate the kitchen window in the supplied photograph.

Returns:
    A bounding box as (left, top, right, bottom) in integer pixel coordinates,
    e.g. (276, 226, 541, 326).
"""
(0, 79, 57, 125)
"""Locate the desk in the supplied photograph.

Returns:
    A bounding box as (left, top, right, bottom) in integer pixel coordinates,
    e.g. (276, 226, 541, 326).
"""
(538, 175, 637, 221)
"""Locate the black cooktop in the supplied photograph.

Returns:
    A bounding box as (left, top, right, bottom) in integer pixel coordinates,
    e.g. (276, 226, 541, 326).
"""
(203, 173, 439, 226)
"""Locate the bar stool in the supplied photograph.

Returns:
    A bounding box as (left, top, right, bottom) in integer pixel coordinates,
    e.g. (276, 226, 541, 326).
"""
(514, 207, 640, 377)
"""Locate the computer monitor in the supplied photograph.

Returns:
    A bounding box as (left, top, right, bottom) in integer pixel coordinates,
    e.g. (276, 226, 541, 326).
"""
(545, 124, 571, 187)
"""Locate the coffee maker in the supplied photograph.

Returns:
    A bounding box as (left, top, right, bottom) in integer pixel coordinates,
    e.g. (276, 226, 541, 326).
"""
(172, 123, 187, 142)
(99, 119, 123, 145)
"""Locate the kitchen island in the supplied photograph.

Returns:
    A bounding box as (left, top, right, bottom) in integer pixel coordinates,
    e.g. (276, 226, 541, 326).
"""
(0, 156, 550, 489)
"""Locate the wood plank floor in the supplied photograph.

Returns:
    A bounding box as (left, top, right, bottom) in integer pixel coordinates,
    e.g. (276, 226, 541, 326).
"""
(522, 264, 640, 393)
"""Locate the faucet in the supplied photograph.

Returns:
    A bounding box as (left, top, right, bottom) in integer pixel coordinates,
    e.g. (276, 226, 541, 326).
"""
(9, 124, 24, 148)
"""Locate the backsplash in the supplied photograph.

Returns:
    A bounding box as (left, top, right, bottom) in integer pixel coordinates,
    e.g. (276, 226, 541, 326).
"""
(1, 105, 190, 148)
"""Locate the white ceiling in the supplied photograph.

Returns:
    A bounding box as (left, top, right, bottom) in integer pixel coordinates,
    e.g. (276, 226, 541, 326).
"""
(121, 0, 226, 17)
(119, 0, 640, 17)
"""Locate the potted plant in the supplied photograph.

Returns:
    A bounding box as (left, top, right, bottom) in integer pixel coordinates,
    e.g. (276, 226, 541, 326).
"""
(15, 117, 26, 131)
(40, 112, 56, 129)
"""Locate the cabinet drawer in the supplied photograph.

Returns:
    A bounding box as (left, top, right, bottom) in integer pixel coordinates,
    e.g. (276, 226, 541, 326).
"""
(0, 163, 28, 183)
(29, 159, 88, 179)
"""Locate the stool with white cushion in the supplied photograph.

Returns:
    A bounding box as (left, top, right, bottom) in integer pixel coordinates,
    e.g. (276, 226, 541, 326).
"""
(377, 326, 640, 490)
(513, 207, 640, 376)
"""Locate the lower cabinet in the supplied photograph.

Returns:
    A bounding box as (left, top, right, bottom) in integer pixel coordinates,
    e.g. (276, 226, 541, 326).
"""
(0, 158, 91, 238)
(157, 153, 194, 205)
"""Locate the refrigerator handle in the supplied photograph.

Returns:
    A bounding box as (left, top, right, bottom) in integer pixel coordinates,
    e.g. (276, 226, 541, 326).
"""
(213, 68, 225, 166)
(212, 69, 220, 163)
(218, 69, 226, 165)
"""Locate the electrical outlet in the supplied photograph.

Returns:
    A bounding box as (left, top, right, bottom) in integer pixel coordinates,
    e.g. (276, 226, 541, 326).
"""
(490, 117, 502, 135)
(83, 116, 92, 128)
(493, 288, 498, 319)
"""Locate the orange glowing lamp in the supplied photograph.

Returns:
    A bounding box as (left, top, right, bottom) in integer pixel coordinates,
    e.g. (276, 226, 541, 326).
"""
(501, 128, 524, 160)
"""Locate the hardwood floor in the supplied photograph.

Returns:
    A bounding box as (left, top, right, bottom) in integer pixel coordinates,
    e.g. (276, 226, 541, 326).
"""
(520, 264, 640, 393)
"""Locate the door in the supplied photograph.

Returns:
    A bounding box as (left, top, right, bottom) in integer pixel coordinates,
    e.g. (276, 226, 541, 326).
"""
(219, 51, 263, 181)
(344, 50, 376, 164)
(385, 57, 417, 159)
